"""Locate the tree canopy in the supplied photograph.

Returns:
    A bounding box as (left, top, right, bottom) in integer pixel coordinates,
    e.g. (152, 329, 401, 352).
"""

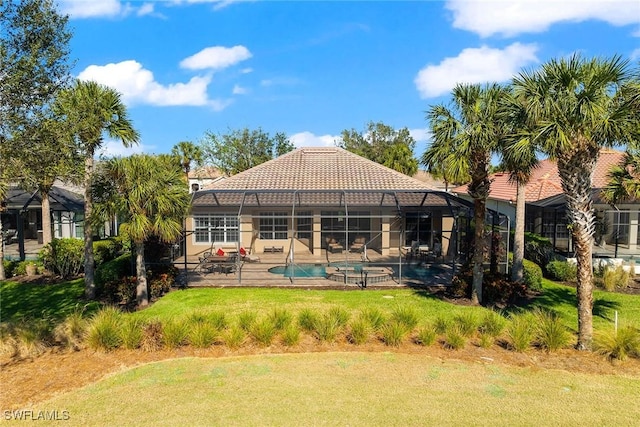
(201, 128, 294, 175)
(338, 121, 419, 176)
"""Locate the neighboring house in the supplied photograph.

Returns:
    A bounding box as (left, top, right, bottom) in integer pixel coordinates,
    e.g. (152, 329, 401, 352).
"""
(188, 166, 225, 193)
(453, 149, 639, 259)
(186, 147, 499, 264)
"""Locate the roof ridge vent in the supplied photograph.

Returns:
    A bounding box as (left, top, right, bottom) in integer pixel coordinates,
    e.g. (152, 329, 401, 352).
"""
(302, 148, 337, 154)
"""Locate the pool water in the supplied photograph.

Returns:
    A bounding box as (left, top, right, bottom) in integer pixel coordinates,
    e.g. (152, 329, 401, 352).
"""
(268, 264, 327, 278)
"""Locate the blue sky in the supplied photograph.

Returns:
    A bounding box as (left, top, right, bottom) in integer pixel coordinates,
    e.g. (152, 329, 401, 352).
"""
(60, 0, 640, 159)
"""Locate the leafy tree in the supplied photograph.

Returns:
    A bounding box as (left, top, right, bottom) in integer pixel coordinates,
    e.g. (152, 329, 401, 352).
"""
(202, 128, 294, 175)
(602, 148, 640, 204)
(338, 121, 419, 175)
(92, 154, 190, 307)
(54, 80, 139, 300)
(0, 0, 74, 247)
(512, 54, 640, 350)
(422, 83, 509, 304)
(171, 140, 203, 181)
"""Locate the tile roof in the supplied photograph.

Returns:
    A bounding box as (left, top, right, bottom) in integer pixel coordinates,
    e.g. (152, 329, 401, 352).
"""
(453, 149, 626, 203)
(205, 147, 436, 192)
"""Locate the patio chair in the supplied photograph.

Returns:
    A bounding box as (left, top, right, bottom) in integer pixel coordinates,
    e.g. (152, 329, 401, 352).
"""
(326, 237, 344, 253)
(349, 236, 366, 253)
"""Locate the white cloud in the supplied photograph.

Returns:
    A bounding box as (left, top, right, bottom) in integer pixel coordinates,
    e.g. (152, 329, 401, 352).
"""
(414, 43, 539, 99)
(446, 0, 640, 38)
(180, 46, 252, 71)
(170, 0, 253, 10)
(241, 68, 254, 74)
(97, 140, 152, 158)
(59, 0, 124, 18)
(78, 60, 230, 110)
(137, 3, 155, 17)
(409, 128, 431, 143)
(631, 48, 640, 61)
(232, 84, 248, 95)
(289, 132, 340, 148)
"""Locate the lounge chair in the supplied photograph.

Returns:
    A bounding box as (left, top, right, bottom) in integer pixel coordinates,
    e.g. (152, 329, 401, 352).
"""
(326, 237, 344, 253)
(349, 236, 366, 253)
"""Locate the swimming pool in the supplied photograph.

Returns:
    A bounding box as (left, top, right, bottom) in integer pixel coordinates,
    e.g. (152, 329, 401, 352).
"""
(268, 264, 327, 278)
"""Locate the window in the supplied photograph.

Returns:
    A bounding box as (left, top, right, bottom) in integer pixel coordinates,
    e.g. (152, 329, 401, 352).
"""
(194, 214, 238, 243)
(259, 212, 288, 240)
(542, 211, 568, 239)
(74, 213, 84, 239)
(612, 210, 630, 245)
(296, 211, 312, 240)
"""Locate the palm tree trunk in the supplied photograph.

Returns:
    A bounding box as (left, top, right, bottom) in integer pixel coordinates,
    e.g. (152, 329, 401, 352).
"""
(471, 197, 486, 304)
(135, 240, 149, 307)
(558, 152, 597, 350)
(511, 181, 526, 282)
(41, 189, 53, 244)
(84, 155, 96, 299)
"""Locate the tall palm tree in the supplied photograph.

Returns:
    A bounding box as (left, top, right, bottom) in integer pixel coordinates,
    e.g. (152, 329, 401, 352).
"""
(54, 80, 139, 300)
(171, 140, 203, 182)
(512, 54, 640, 350)
(423, 83, 509, 304)
(500, 93, 539, 283)
(92, 154, 190, 307)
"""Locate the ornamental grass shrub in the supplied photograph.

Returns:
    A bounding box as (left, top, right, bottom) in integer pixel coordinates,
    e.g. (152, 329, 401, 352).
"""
(594, 326, 640, 361)
(347, 317, 371, 345)
(86, 306, 123, 351)
(533, 308, 573, 352)
(250, 317, 277, 347)
(507, 313, 535, 352)
(380, 321, 408, 347)
(163, 319, 189, 349)
(415, 324, 437, 347)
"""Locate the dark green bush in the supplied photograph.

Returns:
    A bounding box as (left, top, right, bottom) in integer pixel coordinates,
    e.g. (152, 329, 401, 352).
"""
(101, 276, 137, 307)
(522, 258, 543, 292)
(524, 232, 557, 268)
(95, 253, 132, 290)
(39, 238, 84, 279)
(545, 260, 577, 282)
(2, 260, 18, 277)
(93, 239, 123, 266)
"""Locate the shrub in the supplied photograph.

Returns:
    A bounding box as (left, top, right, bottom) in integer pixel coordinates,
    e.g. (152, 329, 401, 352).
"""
(478, 311, 507, 338)
(313, 313, 342, 343)
(223, 326, 245, 349)
(141, 320, 163, 352)
(250, 317, 277, 346)
(268, 308, 293, 331)
(13, 260, 41, 277)
(54, 307, 87, 350)
(206, 311, 228, 331)
(120, 317, 144, 350)
(523, 232, 556, 267)
(434, 317, 450, 335)
(415, 324, 437, 346)
(86, 307, 123, 351)
(237, 311, 257, 332)
(453, 312, 478, 338)
(391, 306, 420, 331)
(3, 259, 18, 277)
(298, 308, 319, 332)
(163, 320, 188, 349)
(360, 307, 386, 331)
(533, 308, 573, 352)
(102, 276, 137, 307)
(0, 323, 18, 358)
(507, 313, 535, 352)
(39, 238, 84, 279)
(380, 322, 407, 347)
(443, 325, 467, 350)
(594, 326, 640, 361)
(328, 306, 350, 328)
(188, 322, 218, 348)
(602, 265, 631, 292)
(347, 317, 371, 345)
(95, 253, 132, 292)
(522, 259, 543, 292)
(93, 239, 123, 266)
(281, 324, 301, 346)
(478, 333, 494, 348)
(545, 260, 577, 282)
(148, 272, 174, 300)
(14, 319, 53, 357)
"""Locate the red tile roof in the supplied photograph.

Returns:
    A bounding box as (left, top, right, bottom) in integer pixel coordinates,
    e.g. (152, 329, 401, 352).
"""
(453, 149, 625, 203)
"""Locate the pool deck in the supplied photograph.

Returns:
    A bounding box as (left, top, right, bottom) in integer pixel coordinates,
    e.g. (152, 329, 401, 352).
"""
(174, 250, 456, 290)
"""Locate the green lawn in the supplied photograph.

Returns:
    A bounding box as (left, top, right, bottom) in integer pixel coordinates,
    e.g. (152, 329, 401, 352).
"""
(0, 279, 101, 322)
(37, 352, 640, 426)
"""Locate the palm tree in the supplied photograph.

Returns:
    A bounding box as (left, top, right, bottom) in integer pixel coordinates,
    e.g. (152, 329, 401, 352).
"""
(171, 140, 203, 182)
(92, 154, 190, 307)
(500, 93, 539, 283)
(512, 54, 640, 350)
(54, 80, 139, 300)
(602, 149, 640, 204)
(423, 83, 509, 304)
